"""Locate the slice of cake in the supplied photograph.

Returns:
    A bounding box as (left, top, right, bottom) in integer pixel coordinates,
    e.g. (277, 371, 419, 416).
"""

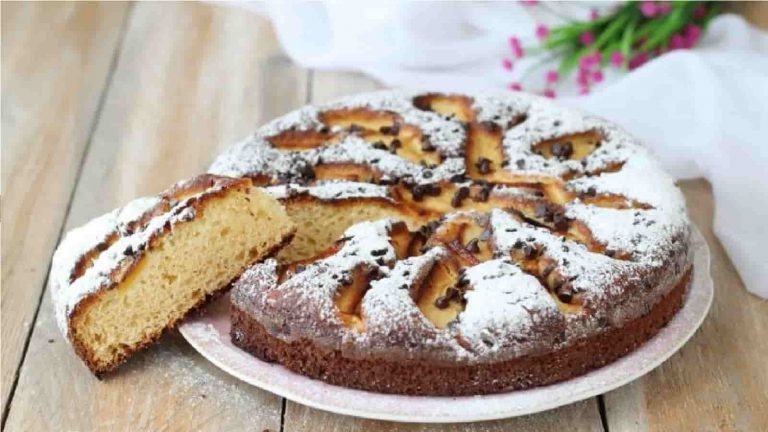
(50, 174, 296, 376)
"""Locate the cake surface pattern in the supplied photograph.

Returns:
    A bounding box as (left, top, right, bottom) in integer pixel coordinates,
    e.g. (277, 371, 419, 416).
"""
(215, 91, 691, 395)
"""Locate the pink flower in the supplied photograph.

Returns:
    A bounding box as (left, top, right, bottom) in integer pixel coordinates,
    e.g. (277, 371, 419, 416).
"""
(685, 23, 702, 46)
(502, 58, 514, 71)
(508, 82, 523, 91)
(591, 70, 604, 83)
(657, 2, 672, 15)
(577, 68, 590, 86)
(543, 89, 556, 98)
(546, 70, 559, 83)
(520, 0, 539, 6)
(640, 1, 658, 17)
(590, 9, 600, 21)
(610, 51, 624, 67)
(508, 36, 524, 58)
(669, 33, 686, 50)
(693, 4, 707, 19)
(579, 51, 601, 70)
(579, 85, 590, 95)
(628, 52, 649, 70)
(580, 31, 595, 46)
(535, 24, 550, 40)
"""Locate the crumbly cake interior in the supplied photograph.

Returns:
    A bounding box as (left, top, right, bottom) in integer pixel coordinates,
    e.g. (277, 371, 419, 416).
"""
(51, 176, 296, 374)
(210, 91, 691, 394)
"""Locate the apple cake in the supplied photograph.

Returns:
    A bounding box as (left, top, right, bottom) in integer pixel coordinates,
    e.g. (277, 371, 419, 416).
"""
(50, 174, 296, 375)
(212, 91, 692, 396)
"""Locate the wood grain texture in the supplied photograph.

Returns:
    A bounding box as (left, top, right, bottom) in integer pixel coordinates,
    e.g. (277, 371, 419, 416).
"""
(284, 399, 602, 432)
(3, 3, 307, 430)
(279, 70, 604, 432)
(603, 179, 768, 431)
(0, 1, 130, 414)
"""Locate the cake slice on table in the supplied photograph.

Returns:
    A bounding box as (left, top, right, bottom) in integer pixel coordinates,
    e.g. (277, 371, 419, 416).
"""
(50, 174, 296, 376)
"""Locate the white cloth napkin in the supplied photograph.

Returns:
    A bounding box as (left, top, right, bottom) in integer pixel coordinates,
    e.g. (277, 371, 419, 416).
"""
(233, 1, 768, 298)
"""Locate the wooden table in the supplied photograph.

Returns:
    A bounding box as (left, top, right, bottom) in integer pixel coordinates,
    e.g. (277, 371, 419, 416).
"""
(3, 2, 767, 431)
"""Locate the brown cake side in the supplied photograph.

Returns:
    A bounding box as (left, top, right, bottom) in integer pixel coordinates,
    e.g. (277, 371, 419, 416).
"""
(231, 268, 690, 396)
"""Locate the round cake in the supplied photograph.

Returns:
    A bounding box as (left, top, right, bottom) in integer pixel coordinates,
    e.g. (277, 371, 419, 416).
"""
(209, 91, 692, 396)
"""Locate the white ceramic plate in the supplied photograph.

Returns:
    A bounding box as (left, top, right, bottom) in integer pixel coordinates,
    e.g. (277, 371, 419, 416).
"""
(180, 226, 712, 423)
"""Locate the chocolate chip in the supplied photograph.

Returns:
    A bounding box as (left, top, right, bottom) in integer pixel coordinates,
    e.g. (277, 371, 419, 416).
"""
(348, 124, 364, 132)
(557, 283, 574, 303)
(513, 240, 525, 249)
(391, 138, 402, 149)
(475, 157, 493, 174)
(411, 185, 425, 201)
(605, 249, 616, 258)
(372, 141, 387, 150)
(375, 258, 386, 266)
(550, 141, 573, 160)
(370, 248, 387, 257)
(552, 213, 569, 231)
(473, 183, 492, 202)
(434, 295, 451, 309)
(451, 186, 470, 207)
(585, 186, 597, 197)
(445, 286, 461, 299)
(421, 140, 436, 152)
(425, 184, 442, 196)
(466, 238, 480, 253)
(449, 173, 467, 183)
(124, 245, 134, 256)
(295, 264, 306, 273)
(367, 268, 384, 281)
(379, 123, 401, 135)
(399, 284, 409, 290)
(515, 159, 526, 169)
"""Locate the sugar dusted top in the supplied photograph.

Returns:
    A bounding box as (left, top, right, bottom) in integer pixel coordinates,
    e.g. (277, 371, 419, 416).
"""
(223, 90, 691, 363)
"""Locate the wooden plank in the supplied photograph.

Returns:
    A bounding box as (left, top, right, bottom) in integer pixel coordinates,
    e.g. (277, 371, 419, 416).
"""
(285, 399, 602, 432)
(0, 1, 130, 414)
(281, 71, 604, 431)
(604, 179, 768, 431)
(3, 2, 307, 430)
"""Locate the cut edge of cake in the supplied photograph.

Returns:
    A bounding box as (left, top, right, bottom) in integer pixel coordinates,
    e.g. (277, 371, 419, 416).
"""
(50, 174, 296, 376)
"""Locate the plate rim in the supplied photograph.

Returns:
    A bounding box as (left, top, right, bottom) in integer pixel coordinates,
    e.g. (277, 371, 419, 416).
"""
(180, 225, 713, 423)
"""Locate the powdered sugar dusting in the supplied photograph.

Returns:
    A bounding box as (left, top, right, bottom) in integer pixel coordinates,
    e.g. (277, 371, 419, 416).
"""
(265, 180, 390, 201)
(50, 180, 228, 337)
(228, 90, 691, 364)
